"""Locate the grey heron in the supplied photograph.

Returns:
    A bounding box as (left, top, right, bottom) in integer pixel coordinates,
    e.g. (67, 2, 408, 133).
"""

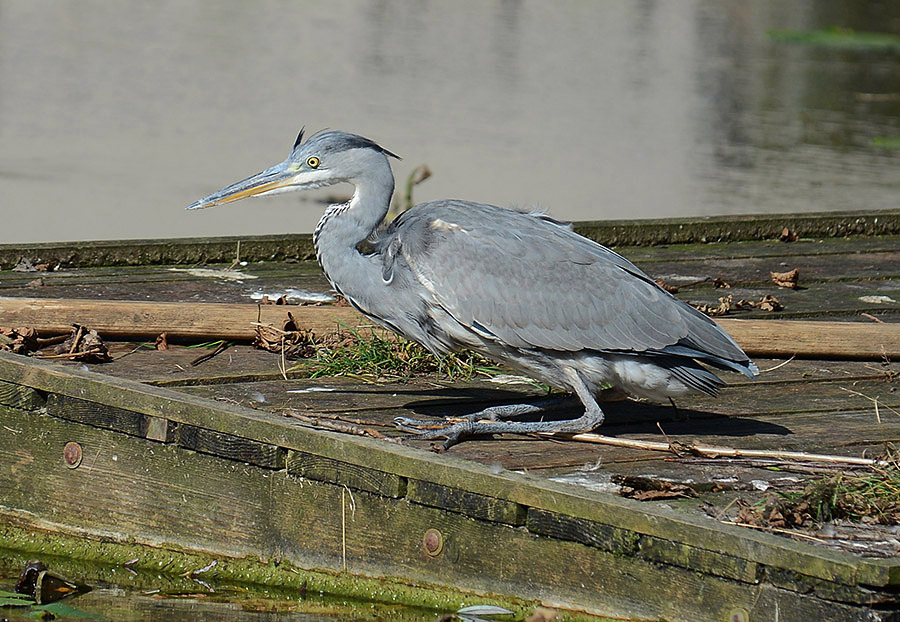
(188, 129, 757, 446)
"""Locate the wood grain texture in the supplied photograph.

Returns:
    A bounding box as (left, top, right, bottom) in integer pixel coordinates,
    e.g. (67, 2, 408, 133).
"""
(0, 297, 379, 341)
(407, 479, 526, 526)
(1, 407, 893, 620)
(2, 297, 900, 358)
(177, 424, 285, 469)
(0, 349, 890, 590)
(285, 450, 406, 497)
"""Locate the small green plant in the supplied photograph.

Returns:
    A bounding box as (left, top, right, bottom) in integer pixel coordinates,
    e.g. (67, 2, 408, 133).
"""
(286, 328, 503, 382)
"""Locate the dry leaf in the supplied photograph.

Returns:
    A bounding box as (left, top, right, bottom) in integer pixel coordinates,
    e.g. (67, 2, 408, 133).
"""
(0, 327, 39, 354)
(756, 294, 784, 312)
(155, 332, 170, 350)
(771, 268, 799, 289)
(779, 227, 799, 242)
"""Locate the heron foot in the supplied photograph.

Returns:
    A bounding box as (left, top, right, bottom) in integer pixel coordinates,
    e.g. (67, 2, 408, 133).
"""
(393, 395, 602, 450)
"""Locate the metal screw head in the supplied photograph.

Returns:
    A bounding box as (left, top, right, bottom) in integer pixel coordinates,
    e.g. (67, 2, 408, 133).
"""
(63, 442, 83, 469)
(423, 529, 443, 556)
(728, 608, 749, 622)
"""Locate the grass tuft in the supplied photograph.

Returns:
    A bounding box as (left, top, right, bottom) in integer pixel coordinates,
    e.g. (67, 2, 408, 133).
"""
(282, 328, 503, 382)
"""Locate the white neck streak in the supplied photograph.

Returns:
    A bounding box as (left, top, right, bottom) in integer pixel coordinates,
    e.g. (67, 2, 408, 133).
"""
(313, 164, 394, 304)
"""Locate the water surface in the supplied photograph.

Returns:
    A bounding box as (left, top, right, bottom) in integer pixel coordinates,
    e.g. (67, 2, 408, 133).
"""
(1, 1, 899, 244)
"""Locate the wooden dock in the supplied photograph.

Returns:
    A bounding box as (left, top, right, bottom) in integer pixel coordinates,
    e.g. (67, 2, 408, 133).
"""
(1, 210, 900, 620)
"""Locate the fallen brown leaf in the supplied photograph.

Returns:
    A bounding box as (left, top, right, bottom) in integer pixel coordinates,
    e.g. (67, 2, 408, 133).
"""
(155, 332, 170, 350)
(0, 327, 39, 354)
(771, 268, 799, 289)
(779, 227, 799, 242)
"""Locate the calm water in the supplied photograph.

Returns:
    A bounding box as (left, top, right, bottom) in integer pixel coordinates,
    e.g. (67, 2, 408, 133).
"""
(1, 0, 899, 245)
(0, 552, 452, 622)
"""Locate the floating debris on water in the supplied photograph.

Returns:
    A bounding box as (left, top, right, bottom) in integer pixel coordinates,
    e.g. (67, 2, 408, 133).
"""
(250, 289, 335, 304)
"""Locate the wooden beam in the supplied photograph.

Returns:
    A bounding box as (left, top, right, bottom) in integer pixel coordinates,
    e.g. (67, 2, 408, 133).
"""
(715, 318, 900, 360)
(1, 297, 898, 359)
(0, 296, 378, 341)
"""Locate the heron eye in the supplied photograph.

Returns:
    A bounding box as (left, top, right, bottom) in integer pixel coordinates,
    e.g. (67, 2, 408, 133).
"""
(306, 156, 320, 169)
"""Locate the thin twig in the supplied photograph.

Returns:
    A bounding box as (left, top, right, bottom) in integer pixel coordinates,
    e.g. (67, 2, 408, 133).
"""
(840, 386, 900, 420)
(860, 313, 885, 323)
(190, 342, 230, 367)
(34, 348, 106, 360)
(721, 521, 827, 543)
(760, 355, 795, 373)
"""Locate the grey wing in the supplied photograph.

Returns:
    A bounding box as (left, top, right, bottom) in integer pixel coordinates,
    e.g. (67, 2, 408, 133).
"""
(387, 201, 749, 366)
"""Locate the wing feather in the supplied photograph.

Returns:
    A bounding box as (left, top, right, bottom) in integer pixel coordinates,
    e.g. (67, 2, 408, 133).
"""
(387, 200, 748, 365)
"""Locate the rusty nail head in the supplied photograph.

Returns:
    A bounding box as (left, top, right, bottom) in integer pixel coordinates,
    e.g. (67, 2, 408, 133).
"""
(423, 528, 443, 556)
(63, 442, 83, 469)
(728, 608, 749, 622)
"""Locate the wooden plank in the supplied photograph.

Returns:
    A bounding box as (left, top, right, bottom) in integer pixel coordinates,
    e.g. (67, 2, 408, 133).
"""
(177, 424, 286, 469)
(47, 393, 145, 437)
(526, 509, 758, 584)
(285, 450, 406, 497)
(3, 210, 898, 269)
(0, 378, 45, 410)
(1, 407, 893, 620)
(0, 297, 379, 340)
(407, 479, 527, 526)
(3, 296, 900, 358)
(0, 350, 890, 589)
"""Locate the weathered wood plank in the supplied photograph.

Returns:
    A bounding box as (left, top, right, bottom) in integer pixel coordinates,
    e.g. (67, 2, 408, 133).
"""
(177, 424, 286, 469)
(47, 393, 145, 437)
(3, 210, 897, 269)
(285, 450, 405, 497)
(0, 378, 45, 410)
(1, 407, 894, 620)
(0, 297, 380, 340)
(407, 479, 526, 526)
(3, 296, 900, 358)
(0, 351, 891, 589)
(526, 509, 759, 585)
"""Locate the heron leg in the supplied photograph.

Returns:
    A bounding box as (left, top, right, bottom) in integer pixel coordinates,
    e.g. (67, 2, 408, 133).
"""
(393, 394, 578, 432)
(395, 369, 605, 449)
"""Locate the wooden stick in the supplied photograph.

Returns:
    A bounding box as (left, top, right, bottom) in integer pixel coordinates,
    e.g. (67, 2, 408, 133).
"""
(0, 297, 380, 341)
(1, 296, 899, 359)
(543, 431, 882, 466)
(715, 318, 900, 360)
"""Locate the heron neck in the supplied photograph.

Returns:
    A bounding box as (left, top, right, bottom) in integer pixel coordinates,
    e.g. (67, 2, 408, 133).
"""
(313, 171, 394, 294)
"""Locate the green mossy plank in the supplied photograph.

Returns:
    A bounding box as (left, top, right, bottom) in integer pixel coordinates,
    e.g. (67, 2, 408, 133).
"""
(620, 235, 900, 263)
(0, 265, 332, 305)
(2, 211, 897, 269)
(643, 250, 900, 287)
(638, 534, 759, 585)
(0, 408, 892, 620)
(0, 234, 318, 270)
(177, 424, 286, 469)
(286, 450, 406, 497)
(0, 378, 45, 411)
(0, 351, 891, 589)
(0, 530, 541, 619)
(526, 508, 641, 557)
(407, 479, 526, 526)
(574, 209, 900, 247)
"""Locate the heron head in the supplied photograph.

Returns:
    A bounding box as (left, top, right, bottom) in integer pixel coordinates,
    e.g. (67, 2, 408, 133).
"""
(186, 129, 400, 210)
